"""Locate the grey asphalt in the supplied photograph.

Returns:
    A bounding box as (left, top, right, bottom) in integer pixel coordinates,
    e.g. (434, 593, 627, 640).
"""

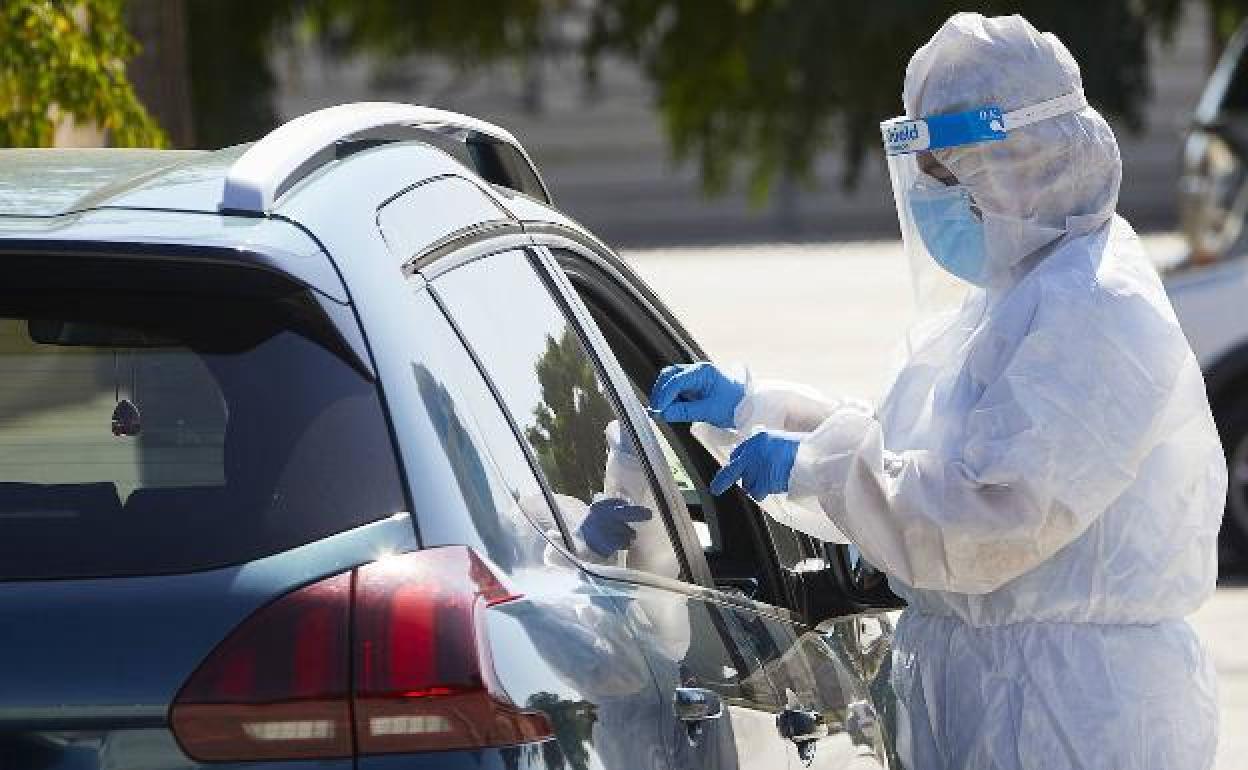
(625, 236, 1248, 769)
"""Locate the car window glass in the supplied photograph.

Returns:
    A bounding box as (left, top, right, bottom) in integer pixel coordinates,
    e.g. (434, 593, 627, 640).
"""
(559, 254, 789, 607)
(433, 250, 684, 580)
(0, 284, 406, 579)
(403, 285, 566, 570)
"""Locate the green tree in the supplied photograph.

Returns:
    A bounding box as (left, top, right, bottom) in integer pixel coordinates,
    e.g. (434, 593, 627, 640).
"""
(525, 329, 614, 504)
(171, 0, 1235, 199)
(0, 0, 165, 146)
(184, 0, 301, 149)
(584, 0, 1183, 199)
(284, 0, 1184, 199)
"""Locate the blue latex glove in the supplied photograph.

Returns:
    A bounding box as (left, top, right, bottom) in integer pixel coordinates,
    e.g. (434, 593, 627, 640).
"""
(710, 431, 801, 500)
(578, 498, 653, 558)
(649, 362, 745, 428)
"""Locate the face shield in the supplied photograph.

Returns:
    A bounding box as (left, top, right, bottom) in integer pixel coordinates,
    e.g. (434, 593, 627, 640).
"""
(881, 91, 1088, 327)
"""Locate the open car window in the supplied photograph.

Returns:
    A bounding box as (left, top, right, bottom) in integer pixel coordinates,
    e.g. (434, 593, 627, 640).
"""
(554, 248, 801, 610)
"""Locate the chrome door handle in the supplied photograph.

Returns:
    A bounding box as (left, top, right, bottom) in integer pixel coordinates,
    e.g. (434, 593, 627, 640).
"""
(673, 687, 724, 722)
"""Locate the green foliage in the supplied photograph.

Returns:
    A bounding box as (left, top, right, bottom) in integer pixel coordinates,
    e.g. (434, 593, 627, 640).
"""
(0, 0, 165, 147)
(278, 0, 1188, 200)
(185, 0, 302, 149)
(180, 0, 553, 147)
(586, 0, 1183, 200)
(525, 329, 613, 504)
(172, 0, 1219, 201)
(1209, 0, 1248, 46)
(300, 0, 550, 62)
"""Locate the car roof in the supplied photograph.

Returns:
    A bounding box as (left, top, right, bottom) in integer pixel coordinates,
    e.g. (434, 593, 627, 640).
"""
(0, 140, 593, 245)
(0, 104, 609, 296)
(0, 147, 246, 217)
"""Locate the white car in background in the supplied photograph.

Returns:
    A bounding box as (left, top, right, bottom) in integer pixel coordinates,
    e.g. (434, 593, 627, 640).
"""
(1167, 259, 1248, 559)
(1173, 18, 1248, 560)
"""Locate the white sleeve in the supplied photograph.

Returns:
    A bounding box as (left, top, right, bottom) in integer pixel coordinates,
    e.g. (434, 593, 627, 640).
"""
(733, 367, 873, 433)
(785, 288, 1188, 594)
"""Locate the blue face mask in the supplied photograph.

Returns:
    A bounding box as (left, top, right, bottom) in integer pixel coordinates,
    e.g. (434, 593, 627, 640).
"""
(908, 185, 990, 288)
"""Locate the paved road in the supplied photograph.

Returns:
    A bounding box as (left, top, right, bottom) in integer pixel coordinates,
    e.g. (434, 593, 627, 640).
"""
(626, 235, 1248, 769)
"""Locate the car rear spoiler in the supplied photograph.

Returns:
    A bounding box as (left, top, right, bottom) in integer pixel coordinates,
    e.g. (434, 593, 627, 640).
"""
(221, 102, 551, 214)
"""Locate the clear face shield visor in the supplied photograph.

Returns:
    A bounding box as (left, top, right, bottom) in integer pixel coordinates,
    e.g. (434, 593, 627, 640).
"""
(880, 91, 1089, 326)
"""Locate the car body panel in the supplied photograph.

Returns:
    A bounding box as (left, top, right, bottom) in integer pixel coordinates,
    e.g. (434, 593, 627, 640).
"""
(358, 743, 562, 770)
(0, 149, 209, 217)
(0, 121, 901, 770)
(0, 514, 415, 770)
(0, 207, 349, 303)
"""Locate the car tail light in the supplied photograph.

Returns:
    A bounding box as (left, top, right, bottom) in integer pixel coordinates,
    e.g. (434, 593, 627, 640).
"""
(353, 547, 552, 753)
(171, 546, 552, 762)
(170, 572, 353, 761)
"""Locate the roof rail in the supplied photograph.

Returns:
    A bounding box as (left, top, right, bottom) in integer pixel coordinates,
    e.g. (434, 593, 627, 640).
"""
(221, 102, 551, 214)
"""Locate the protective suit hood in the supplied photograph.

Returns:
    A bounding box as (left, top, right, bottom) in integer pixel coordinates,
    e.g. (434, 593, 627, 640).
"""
(903, 13, 1122, 274)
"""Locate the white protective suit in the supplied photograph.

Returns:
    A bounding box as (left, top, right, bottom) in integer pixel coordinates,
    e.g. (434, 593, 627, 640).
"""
(735, 14, 1226, 769)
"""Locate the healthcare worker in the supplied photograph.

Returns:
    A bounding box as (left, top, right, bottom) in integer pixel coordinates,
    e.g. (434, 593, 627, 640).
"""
(651, 13, 1225, 770)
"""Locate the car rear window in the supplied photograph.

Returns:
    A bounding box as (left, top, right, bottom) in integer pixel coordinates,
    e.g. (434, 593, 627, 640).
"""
(0, 267, 406, 580)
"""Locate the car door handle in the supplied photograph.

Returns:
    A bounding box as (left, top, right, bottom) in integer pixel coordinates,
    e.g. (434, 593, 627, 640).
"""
(673, 687, 724, 722)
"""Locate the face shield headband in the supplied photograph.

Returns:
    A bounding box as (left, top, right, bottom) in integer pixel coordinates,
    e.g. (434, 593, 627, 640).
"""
(879, 89, 1088, 317)
(882, 89, 1089, 157)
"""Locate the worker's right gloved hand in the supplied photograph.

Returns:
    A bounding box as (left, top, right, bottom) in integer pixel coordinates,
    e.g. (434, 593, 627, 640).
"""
(578, 498, 653, 558)
(649, 362, 744, 428)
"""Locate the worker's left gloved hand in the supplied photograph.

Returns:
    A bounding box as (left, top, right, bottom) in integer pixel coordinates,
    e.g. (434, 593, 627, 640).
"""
(710, 431, 801, 500)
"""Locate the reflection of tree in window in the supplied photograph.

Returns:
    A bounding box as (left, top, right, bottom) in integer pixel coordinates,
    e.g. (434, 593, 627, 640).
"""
(525, 692, 596, 770)
(413, 363, 517, 571)
(525, 329, 613, 503)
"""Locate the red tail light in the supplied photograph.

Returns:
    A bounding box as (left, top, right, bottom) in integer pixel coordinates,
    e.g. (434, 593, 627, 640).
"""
(171, 547, 552, 762)
(353, 547, 552, 753)
(169, 573, 353, 761)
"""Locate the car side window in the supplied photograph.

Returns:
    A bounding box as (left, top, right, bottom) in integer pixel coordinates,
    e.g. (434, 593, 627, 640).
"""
(555, 249, 794, 609)
(402, 284, 567, 570)
(432, 249, 686, 581)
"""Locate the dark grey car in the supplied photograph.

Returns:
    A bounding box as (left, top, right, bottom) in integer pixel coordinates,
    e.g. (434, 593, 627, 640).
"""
(0, 103, 902, 770)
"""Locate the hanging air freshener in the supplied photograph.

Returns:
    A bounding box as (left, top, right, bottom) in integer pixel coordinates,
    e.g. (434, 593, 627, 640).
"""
(111, 399, 141, 437)
(111, 350, 142, 437)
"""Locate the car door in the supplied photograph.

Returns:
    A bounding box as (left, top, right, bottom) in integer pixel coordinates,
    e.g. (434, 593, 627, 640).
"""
(426, 246, 794, 770)
(541, 239, 901, 769)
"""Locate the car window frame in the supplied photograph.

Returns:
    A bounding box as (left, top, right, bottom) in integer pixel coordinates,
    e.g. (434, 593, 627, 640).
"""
(528, 245, 712, 577)
(418, 242, 707, 587)
(541, 244, 904, 617)
(530, 233, 820, 622)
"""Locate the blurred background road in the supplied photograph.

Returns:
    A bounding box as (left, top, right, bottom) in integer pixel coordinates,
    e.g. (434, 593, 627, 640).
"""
(626, 238, 1248, 769)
